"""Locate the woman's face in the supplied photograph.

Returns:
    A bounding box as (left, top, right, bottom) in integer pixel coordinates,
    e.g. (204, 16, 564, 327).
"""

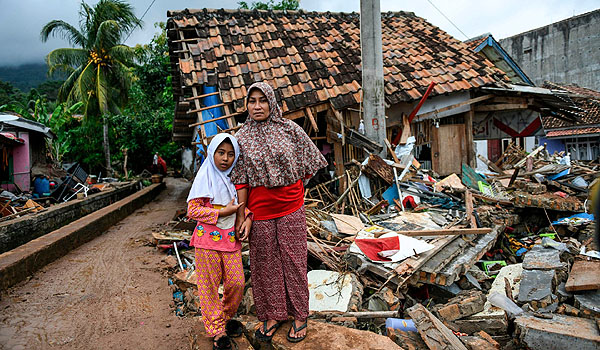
(247, 89, 270, 122)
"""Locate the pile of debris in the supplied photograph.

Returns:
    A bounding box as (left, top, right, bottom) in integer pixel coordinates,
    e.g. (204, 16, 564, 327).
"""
(153, 141, 599, 350)
(0, 164, 154, 223)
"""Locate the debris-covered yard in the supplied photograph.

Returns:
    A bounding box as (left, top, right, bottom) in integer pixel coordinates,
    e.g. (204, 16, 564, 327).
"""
(152, 142, 599, 350)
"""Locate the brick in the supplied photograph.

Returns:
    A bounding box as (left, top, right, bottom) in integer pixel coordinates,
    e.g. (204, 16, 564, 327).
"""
(433, 290, 486, 322)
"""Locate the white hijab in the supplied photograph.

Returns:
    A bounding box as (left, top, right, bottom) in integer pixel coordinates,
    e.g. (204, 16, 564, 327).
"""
(187, 133, 240, 206)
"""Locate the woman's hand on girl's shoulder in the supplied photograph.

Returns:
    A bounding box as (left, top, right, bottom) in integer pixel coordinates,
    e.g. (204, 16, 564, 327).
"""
(219, 199, 243, 217)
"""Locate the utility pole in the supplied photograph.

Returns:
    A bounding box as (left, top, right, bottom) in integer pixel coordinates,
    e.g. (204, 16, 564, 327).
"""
(360, 0, 387, 157)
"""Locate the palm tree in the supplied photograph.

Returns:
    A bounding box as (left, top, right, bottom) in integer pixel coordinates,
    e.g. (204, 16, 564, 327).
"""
(41, 0, 142, 175)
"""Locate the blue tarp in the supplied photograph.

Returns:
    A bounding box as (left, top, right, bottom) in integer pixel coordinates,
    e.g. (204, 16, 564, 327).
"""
(195, 86, 229, 165)
(551, 213, 594, 226)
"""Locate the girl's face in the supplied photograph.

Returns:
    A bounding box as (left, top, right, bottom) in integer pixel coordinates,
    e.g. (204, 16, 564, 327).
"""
(214, 141, 235, 171)
(247, 89, 270, 122)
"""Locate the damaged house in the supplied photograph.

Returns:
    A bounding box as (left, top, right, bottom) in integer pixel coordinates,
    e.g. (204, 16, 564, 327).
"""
(166, 8, 583, 179)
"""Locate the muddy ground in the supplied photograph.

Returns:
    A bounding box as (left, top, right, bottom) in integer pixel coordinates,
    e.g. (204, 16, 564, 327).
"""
(0, 177, 213, 350)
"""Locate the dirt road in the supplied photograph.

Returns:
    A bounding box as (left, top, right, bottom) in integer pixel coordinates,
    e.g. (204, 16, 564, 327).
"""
(0, 177, 212, 349)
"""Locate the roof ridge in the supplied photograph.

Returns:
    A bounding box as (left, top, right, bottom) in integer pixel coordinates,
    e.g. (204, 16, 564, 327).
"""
(167, 8, 416, 18)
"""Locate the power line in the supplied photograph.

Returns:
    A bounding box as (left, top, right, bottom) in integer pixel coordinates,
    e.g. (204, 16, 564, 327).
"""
(426, 0, 469, 40)
(124, 0, 157, 42)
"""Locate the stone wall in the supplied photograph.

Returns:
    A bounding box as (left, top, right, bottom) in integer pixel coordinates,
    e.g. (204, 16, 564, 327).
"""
(499, 9, 600, 90)
(0, 182, 141, 253)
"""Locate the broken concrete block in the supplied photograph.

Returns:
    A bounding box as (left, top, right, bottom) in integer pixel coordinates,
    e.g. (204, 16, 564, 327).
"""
(469, 263, 522, 326)
(574, 289, 600, 318)
(517, 269, 556, 305)
(515, 314, 600, 350)
(447, 318, 508, 336)
(556, 282, 573, 303)
(387, 327, 428, 350)
(433, 290, 486, 322)
(240, 316, 402, 350)
(407, 303, 468, 350)
(308, 270, 362, 312)
(522, 245, 564, 271)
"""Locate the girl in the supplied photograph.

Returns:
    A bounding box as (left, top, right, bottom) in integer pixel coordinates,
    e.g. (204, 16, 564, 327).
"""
(187, 133, 252, 350)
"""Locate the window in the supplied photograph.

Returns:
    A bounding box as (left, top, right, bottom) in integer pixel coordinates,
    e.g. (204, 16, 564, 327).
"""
(564, 136, 600, 161)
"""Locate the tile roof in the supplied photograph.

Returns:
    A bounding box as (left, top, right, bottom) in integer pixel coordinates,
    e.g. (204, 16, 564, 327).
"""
(540, 82, 600, 129)
(546, 127, 600, 138)
(167, 9, 506, 115)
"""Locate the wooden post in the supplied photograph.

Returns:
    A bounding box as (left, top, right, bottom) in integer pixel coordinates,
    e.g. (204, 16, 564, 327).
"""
(465, 104, 475, 168)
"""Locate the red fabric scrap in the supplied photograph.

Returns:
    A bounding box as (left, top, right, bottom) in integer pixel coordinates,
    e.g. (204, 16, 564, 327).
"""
(354, 236, 400, 261)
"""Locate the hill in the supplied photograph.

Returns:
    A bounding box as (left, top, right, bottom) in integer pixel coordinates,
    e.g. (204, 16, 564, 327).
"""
(0, 63, 66, 92)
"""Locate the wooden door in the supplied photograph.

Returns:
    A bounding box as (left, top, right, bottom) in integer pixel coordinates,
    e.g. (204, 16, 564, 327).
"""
(432, 124, 466, 176)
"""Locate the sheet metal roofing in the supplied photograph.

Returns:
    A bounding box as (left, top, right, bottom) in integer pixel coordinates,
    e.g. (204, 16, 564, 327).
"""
(167, 8, 506, 114)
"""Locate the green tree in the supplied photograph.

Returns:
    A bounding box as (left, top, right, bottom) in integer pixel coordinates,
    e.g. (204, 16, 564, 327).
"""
(238, 0, 300, 10)
(40, 0, 142, 175)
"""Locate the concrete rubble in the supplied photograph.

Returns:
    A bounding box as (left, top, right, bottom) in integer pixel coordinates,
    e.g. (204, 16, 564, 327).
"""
(152, 142, 599, 350)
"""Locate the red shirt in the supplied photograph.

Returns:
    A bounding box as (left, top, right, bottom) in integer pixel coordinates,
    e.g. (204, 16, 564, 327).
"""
(235, 179, 304, 220)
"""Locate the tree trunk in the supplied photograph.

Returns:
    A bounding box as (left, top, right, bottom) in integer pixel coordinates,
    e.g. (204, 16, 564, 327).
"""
(103, 118, 112, 176)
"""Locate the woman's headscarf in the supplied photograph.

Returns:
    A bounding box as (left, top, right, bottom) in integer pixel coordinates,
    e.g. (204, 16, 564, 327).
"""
(230, 82, 327, 188)
(187, 133, 240, 205)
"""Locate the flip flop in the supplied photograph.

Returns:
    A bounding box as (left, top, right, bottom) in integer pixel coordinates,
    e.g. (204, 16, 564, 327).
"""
(286, 321, 307, 343)
(213, 335, 236, 350)
(225, 319, 244, 338)
(255, 320, 283, 342)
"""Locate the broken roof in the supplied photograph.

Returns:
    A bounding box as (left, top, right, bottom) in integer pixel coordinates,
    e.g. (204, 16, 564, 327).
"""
(540, 82, 600, 132)
(167, 8, 506, 115)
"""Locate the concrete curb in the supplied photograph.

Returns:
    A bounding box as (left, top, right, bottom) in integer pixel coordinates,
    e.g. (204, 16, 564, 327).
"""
(0, 182, 166, 291)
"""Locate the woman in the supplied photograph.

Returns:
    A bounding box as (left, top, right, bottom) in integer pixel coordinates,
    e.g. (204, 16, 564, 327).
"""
(231, 82, 327, 343)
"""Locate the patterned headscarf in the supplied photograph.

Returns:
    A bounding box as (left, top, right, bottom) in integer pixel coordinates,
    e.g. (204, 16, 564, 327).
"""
(230, 82, 327, 188)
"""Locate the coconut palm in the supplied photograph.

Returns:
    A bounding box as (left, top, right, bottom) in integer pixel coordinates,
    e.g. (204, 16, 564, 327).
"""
(41, 0, 142, 175)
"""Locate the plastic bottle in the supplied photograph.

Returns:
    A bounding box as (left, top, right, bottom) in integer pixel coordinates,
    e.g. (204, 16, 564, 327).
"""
(385, 318, 418, 332)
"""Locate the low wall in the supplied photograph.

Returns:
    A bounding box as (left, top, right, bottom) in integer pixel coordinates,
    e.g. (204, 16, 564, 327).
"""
(0, 182, 141, 254)
(0, 182, 165, 291)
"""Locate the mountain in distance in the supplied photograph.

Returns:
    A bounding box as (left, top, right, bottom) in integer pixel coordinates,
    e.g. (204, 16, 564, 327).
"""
(0, 62, 66, 92)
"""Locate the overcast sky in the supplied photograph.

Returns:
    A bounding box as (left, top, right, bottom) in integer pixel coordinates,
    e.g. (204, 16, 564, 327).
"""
(0, 0, 598, 66)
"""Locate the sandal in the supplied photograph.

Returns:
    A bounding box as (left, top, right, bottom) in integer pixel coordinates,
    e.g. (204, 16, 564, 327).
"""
(255, 320, 283, 342)
(225, 319, 244, 338)
(286, 321, 307, 343)
(213, 335, 236, 350)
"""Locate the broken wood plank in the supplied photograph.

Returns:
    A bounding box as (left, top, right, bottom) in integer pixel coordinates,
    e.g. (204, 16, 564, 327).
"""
(384, 139, 400, 163)
(565, 259, 600, 292)
(305, 107, 319, 133)
(331, 214, 364, 235)
(394, 236, 459, 285)
(310, 310, 399, 319)
(391, 228, 491, 237)
(414, 95, 494, 121)
(364, 154, 394, 185)
(477, 154, 506, 174)
(465, 190, 477, 228)
(407, 303, 468, 350)
(514, 144, 546, 168)
(474, 103, 528, 112)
